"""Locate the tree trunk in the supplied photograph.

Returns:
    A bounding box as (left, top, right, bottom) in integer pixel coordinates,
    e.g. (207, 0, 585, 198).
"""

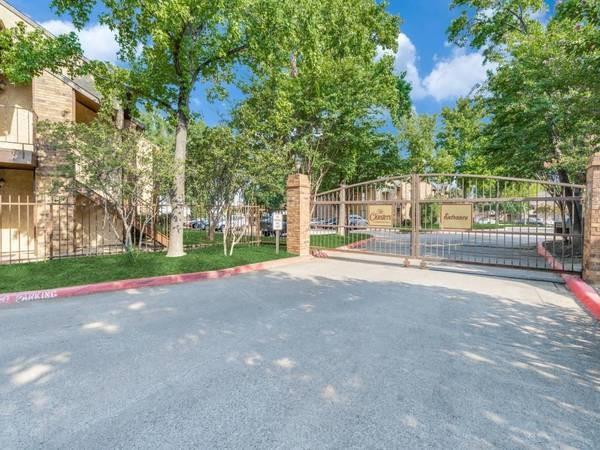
(166, 110, 188, 257)
(208, 209, 217, 241)
(557, 168, 583, 235)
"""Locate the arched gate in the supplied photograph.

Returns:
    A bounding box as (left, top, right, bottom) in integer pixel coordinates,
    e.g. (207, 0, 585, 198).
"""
(311, 174, 584, 273)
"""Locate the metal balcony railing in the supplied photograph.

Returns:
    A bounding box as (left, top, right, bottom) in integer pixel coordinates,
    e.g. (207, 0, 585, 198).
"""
(0, 104, 35, 147)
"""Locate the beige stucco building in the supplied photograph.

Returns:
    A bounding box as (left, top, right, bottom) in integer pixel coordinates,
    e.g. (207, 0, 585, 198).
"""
(0, 0, 158, 262)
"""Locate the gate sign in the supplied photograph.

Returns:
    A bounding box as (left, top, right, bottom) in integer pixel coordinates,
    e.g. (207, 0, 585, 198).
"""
(368, 205, 393, 228)
(272, 212, 283, 231)
(441, 203, 473, 230)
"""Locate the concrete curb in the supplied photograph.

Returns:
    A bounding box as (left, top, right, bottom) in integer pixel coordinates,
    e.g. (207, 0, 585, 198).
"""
(0, 256, 312, 307)
(536, 241, 600, 320)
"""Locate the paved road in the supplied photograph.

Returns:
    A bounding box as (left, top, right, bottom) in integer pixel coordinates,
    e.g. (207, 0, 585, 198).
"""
(1, 257, 599, 449)
(337, 227, 582, 272)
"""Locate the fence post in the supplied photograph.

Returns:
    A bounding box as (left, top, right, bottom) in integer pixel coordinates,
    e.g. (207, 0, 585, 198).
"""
(583, 153, 600, 283)
(286, 173, 310, 256)
(338, 184, 346, 236)
(411, 174, 421, 258)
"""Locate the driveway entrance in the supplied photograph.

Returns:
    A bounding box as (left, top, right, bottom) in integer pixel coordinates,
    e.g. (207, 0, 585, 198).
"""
(1, 257, 599, 448)
(311, 174, 584, 273)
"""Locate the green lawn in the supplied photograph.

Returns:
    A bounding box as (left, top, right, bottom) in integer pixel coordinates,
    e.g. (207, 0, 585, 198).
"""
(183, 229, 222, 246)
(0, 245, 292, 294)
(310, 233, 371, 248)
(261, 232, 371, 249)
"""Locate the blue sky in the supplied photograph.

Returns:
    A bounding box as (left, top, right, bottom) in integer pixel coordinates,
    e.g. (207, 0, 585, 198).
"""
(8, 0, 537, 124)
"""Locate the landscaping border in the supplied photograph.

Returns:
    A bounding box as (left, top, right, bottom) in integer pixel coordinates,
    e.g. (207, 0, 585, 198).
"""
(0, 256, 311, 307)
(536, 242, 600, 320)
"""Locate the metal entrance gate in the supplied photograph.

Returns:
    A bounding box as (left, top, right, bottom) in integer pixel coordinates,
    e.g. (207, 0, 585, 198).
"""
(311, 174, 584, 273)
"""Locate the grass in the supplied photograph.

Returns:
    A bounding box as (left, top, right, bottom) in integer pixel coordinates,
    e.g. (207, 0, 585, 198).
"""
(0, 245, 292, 294)
(183, 229, 222, 246)
(310, 233, 371, 248)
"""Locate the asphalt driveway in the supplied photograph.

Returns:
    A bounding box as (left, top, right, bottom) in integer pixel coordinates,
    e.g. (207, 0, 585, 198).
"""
(1, 256, 599, 449)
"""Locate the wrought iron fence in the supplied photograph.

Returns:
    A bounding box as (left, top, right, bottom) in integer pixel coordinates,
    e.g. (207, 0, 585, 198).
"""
(311, 174, 585, 273)
(0, 193, 268, 264)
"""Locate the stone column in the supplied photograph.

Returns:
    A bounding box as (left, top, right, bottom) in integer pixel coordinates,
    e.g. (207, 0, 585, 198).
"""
(286, 173, 310, 256)
(583, 153, 600, 283)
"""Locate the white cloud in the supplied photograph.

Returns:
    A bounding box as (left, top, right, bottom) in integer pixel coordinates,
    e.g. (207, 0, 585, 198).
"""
(41, 20, 119, 62)
(378, 33, 426, 99)
(423, 50, 495, 101)
(379, 33, 494, 102)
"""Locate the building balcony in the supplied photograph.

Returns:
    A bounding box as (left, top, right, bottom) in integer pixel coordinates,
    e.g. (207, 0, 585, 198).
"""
(0, 104, 36, 168)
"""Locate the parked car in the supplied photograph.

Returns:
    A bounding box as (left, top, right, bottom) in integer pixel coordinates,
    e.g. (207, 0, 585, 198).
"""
(186, 218, 208, 230)
(348, 214, 368, 227)
(261, 213, 287, 237)
(190, 219, 208, 231)
(215, 220, 225, 232)
(215, 215, 247, 232)
(324, 217, 337, 226)
(528, 217, 545, 226)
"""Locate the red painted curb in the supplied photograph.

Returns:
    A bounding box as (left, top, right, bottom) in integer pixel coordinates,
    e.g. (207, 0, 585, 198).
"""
(0, 256, 310, 307)
(536, 241, 600, 320)
(342, 236, 376, 250)
(536, 241, 565, 271)
(562, 274, 600, 321)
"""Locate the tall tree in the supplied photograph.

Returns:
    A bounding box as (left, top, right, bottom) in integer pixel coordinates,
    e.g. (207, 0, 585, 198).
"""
(483, 10, 599, 184)
(448, 0, 546, 60)
(398, 112, 438, 173)
(232, 0, 403, 197)
(52, 0, 292, 257)
(436, 97, 490, 174)
(0, 22, 81, 84)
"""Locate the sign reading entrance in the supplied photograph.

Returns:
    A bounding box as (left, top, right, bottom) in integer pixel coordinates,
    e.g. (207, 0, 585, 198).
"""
(368, 205, 393, 228)
(440, 203, 473, 230)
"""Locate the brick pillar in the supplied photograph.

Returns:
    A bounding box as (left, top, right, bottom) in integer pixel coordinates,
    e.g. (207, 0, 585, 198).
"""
(583, 153, 600, 283)
(286, 173, 310, 256)
(338, 184, 346, 236)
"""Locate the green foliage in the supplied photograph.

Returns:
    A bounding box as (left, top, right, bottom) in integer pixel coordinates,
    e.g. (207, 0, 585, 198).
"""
(50, 0, 405, 254)
(138, 110, 175, 151)
(0, 22, 81, 84)
(444, 0, 598, 185)
(393, 73, 413, 125)
(483, 4, 599, 184)
(38, 107, 174, 250)
(51, 0, 303, 256)
(231, 0, 404, 194)
(186, 123, 254, 207)
(448, 0, 546, 61)
(398, 113, 438, 173)
(436, 97, 491, 174)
